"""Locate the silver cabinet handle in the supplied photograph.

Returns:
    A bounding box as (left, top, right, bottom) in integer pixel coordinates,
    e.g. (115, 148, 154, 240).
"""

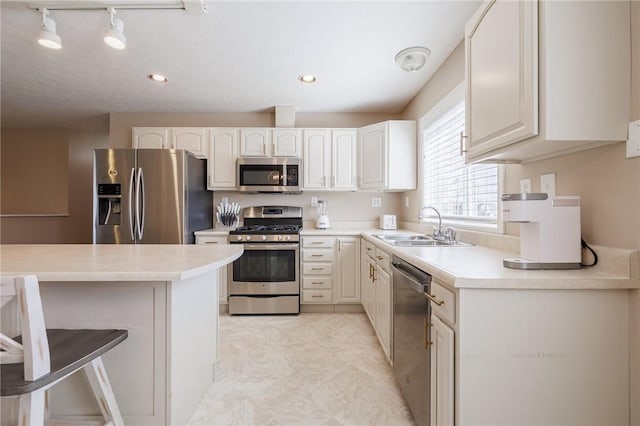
(135, 167, 145, 240)
(459, 131, 468, 156)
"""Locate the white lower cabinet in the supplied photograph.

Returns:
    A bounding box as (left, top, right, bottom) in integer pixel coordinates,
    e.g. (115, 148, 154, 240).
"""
(360, 240, 392, 362)
(430, 280, 456, 426)
(301, 236, 361, 305)
(195, 235, 228, 304)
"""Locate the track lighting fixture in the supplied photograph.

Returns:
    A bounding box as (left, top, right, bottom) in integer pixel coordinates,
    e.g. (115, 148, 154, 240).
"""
(37, 8, 62, 49)
(104, 7, 126, 50)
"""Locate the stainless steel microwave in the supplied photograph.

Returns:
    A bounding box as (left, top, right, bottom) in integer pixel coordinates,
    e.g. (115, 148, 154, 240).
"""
(237, 157, 302, 193)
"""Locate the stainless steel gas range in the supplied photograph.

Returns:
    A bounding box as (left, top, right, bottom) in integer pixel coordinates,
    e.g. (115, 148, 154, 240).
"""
(227, 206, 302, 315)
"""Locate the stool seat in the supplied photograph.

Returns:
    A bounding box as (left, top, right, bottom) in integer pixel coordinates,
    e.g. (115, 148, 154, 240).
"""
(1, 329, 128, 397)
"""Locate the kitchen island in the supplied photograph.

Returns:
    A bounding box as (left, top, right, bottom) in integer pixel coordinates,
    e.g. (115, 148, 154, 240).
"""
(0, 244, 243, 426)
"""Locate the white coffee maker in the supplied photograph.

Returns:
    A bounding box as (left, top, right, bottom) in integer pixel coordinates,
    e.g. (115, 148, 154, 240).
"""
(316, 200, 331, 229)
(501, 193, 582, 270)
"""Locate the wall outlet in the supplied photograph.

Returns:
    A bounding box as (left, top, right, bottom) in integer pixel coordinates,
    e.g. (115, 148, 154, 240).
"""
(520, 178, 532, 193)
(540, 173, 556, 197)
(371, 197, 382, 208)
(221, 197, 229, 205)
(311, 197, 318, 207)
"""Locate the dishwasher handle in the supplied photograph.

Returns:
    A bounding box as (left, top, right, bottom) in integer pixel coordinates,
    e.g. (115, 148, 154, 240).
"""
(391, 256, 432, 285)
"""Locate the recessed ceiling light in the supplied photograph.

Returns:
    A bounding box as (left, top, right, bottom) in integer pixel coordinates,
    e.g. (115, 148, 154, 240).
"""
(298, 74, 317, 84)
(148, 74, 168, 83)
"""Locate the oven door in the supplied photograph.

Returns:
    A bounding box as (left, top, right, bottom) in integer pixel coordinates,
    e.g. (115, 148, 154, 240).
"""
(229, 243, 300, 295)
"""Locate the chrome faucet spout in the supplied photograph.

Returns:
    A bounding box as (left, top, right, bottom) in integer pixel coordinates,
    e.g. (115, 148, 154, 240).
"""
(418, 206, 443, 239)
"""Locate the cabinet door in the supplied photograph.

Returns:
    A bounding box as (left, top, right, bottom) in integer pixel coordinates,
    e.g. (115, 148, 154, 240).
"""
(303, 129, 331, 190)
(239, 128, 270, 156)
(207, 128, 238, 189)
(362, 255, 377, 324)
(332, 130, 357, 190)
(360, 241, 373, 321)
(334, 237, 360, 303)
(132, 127, 169, 149)
(359, 123, 386, 189)
(195, 236, 229, 304)
(375, 265, 392, 358)
(430, 314, 454, 426)
(273, 129, 302, 157)
(465, 0, 538, 158)
(171, 128, 208, 158)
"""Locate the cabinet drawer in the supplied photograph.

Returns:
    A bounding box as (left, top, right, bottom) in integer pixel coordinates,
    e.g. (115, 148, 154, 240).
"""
(374, 248, 391, 273)
(302, 277, 332, 290)
(302, 263, 333, 275)
(365, 241, 376, 257)
(302, 289, 333, 304)
(302, 250, 334, 262)
(196, 236, 227, 245)
(302, 237, 334, 248)
(429, 281, 456, 324)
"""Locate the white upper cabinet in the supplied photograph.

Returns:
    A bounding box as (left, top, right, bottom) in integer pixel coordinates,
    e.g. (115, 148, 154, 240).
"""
(272, 129, 302, 157)
(331, 130, 357, 190)
(303, 129, 357, 191)
(464, 0, 630, 163)
(132, 127, 169, 149)
(303, 129, 331, 189)
(171, 127, 208, 158)
(207, 128, 238, 190)
(239, 128, 271, 157)
(132, 127, 206, 158)
(358, 120, 416, 191)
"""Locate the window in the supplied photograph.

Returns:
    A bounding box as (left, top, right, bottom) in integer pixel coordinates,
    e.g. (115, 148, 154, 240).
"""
(420, 85, 501, 230)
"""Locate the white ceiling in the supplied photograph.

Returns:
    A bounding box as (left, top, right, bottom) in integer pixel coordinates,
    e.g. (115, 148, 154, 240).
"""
(0, 0, 481, 128)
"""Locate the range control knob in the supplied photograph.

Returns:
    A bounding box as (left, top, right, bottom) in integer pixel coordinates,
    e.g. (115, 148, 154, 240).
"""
(262, 235, 267, 241)
(246, 236, 251, 241)
(286, 235, 292, 241)
(236, 235, 242, 241)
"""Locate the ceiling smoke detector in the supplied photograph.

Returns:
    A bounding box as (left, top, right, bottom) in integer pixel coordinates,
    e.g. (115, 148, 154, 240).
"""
(394, 46, 431, 72)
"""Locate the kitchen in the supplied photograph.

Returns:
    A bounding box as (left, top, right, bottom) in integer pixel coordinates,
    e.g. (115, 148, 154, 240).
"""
(1, 1, 639, 425)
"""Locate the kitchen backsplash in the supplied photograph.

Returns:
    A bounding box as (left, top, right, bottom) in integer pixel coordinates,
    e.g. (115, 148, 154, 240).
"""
(212, 191, 402, 225)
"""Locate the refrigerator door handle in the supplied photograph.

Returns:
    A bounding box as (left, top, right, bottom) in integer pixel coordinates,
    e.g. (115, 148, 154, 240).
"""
(136, 167, 145, 240)
(128, 167, 135, 240)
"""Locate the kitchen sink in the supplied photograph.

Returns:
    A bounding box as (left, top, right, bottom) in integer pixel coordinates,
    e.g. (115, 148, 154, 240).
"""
(373, 234, 471, 247)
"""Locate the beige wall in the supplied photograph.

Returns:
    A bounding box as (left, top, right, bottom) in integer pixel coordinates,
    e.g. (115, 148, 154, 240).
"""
(0, 127, 112, 243)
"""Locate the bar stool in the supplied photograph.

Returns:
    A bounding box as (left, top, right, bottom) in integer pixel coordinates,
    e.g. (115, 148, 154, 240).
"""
(0, 275, 128, 425)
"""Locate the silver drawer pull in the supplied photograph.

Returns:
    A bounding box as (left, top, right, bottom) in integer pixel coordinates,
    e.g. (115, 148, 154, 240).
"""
(311, 281, 323, 285)
(376, 255, 384, 260)
(424, 292, 444, 306)
(205, 241, 219, 244)
(311, 294, 323, 298)
(311, 268, 324, 271)
(311, 241, 324, 245)
(310, 254, 324, 257)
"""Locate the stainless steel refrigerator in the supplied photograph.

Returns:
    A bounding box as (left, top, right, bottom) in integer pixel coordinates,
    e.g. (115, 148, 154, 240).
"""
(93, 149, 212, 244)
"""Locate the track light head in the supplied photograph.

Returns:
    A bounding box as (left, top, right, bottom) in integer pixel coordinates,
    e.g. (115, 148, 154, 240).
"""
(38, 8, 61, 49)
(104, 8, 126, 49)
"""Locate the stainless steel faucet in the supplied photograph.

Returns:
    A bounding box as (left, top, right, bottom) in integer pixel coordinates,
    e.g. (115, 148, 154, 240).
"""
(418, 206, 458, 243)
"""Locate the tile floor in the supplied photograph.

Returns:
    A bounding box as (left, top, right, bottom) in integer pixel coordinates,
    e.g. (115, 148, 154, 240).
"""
(187, 313, 416, 426)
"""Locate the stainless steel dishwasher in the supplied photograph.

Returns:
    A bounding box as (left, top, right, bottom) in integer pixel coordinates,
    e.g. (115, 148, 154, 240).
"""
(391, 255, 432, 426)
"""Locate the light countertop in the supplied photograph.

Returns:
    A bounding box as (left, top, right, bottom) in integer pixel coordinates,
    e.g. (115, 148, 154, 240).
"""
(360, 233, 639, 290)
(0, 244, 243, 282)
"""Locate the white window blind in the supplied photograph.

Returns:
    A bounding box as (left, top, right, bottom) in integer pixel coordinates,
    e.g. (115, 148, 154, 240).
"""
(422, 99, 498, 223)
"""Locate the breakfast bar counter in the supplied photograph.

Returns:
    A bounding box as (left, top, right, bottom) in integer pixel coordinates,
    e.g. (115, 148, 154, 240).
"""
(0, 244, 243, 426)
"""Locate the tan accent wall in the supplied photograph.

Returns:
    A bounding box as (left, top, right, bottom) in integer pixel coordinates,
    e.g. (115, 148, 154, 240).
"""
(0, 128, 112, 243)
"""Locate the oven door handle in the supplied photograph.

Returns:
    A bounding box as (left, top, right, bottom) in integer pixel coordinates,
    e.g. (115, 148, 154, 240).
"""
(240, 243, 300, 250)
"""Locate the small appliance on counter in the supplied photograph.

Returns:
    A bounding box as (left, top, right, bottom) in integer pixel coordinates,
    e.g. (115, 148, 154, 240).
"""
(501, 193, 581, 270)
(379, 214, 397, 230)
(316, 200, 330, 229)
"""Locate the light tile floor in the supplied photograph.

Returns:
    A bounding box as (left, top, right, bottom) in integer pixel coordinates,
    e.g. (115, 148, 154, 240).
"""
(187, 313, 416, 426)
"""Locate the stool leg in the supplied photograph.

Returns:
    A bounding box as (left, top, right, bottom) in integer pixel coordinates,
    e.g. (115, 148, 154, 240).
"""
(18, 389, 46, 426)
(83, 357, 125, 426)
